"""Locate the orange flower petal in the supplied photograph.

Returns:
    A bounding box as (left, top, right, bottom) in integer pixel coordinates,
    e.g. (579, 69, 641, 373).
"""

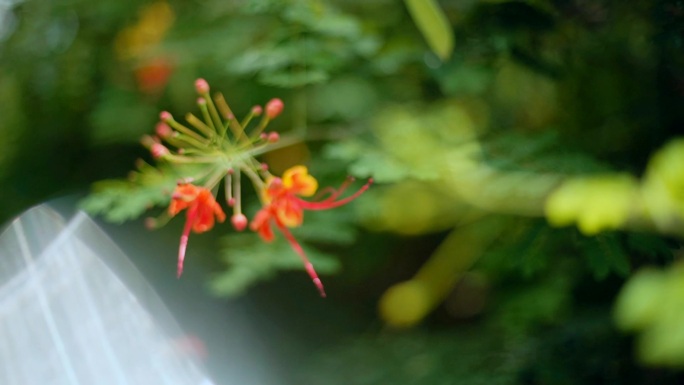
(282, 166, 318, 197)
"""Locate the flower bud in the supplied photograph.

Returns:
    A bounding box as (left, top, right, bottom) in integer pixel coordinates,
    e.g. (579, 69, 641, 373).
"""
(155, 122, 173, 139)
(251, 105, 263, 116)
(265, 98, 284, 119)
(231, 213, 248, 231)
(195, 78, 210, 94)
(140, 135, 157, 148)
(160, 111, 173, 122)
(144, 217, 157, 230)
(267, 132, 280, 142)
(228, 198, 235, 207)
(151, 143, 170, 159)
(197, 97, 206, 106)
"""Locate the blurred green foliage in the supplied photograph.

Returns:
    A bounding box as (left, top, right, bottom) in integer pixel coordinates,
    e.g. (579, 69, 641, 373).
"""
(3, 0, 684, 383)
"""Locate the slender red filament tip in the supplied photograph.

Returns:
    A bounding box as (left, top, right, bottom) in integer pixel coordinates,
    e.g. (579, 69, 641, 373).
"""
(277, 221, 326, 297)
(299, 178, 373, 211)
(177, 210, 196, 278)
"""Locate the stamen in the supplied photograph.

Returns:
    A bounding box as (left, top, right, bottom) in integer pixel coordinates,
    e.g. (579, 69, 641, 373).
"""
(312, 176, 354, 202)
(276, 221, 326, 297)
(298, 178, 373, 211)
(178, 208, 197, 278)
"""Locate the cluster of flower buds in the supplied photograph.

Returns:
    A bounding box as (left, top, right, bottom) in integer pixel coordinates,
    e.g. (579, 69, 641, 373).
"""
(142, 79, 372, 297)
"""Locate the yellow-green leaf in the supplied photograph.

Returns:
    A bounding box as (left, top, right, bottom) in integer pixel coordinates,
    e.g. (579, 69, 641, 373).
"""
(404, 0, 454, 61)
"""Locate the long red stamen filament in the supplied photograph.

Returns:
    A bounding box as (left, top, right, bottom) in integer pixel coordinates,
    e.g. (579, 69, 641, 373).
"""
(276, 221, 326, 297)
(312, 176, 354, 202)
(178, 208, 197, 278)
(298, 179, 373, 211)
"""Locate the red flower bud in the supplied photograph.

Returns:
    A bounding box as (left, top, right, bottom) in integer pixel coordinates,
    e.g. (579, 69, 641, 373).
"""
(251, 105, 263, 116)
(231, 213, 248, 231)
(195, 78, 210, 94)
(160, 111, 173, 122)
(267, 132, 280, 142)
(265, 98, 284, 119)
(155, 122, 173, 138)
(151, 143, 170, 159)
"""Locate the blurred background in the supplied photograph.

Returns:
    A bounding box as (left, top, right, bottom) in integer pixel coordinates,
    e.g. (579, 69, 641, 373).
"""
(3, 0, 684, 383)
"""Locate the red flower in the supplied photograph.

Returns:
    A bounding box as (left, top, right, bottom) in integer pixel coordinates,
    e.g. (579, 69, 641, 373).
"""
(250, 166, 372, 297)
(169, 184, 226, 277)
(135, 57, 174, 95)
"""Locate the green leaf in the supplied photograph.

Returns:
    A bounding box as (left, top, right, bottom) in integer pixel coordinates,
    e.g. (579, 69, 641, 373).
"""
(480, 219, 554, 278)
(208, 233, 342, 297)
(614, 268, 666, 332)
(404, 0, 454, 61)
(325, 141, 410, 183)
(80, 162, 202, 223)
(259, 69, 329, 88)
(493, 265, 573, 336)
(580, 233, 631, 280)
(296, 209, 359, 246)
(89, 88, 157, 145)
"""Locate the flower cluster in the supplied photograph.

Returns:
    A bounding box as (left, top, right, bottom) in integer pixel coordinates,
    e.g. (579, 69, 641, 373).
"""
(142, 79, 372, 296)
